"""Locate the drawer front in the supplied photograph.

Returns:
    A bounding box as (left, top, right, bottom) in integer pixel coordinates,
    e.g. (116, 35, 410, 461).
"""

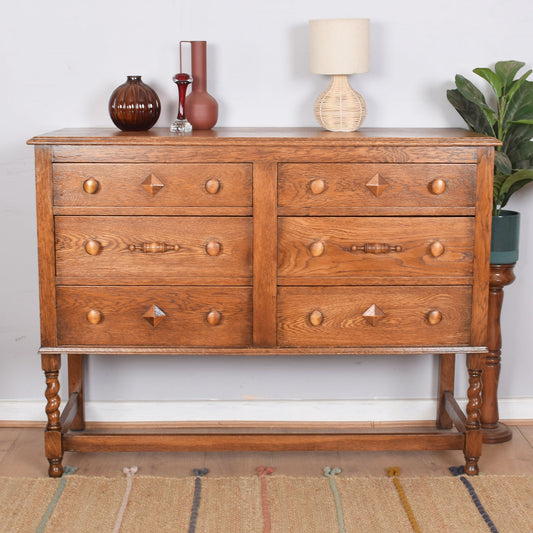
(278, 163, 476, 209)
(277, 286, 472, 347)
(278, 217, 474, 281)
(55, 216, 252, 283)
(56, 286, 252, 346)
(53, 163, 252, 207)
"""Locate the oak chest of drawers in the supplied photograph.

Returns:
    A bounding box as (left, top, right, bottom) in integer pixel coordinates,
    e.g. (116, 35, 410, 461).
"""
(29, 127, 498, 477)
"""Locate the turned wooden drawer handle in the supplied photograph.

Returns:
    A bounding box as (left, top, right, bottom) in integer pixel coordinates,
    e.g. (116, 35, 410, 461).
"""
(207, 310, 222, 325)
(205, 178, 221, 194)
(429, 241, 445, 257)
(85, 240, 102, 255)
(309, 178, 327, 195)
(351, 243, 403, 254)
(128, 242, 180, 253)
(205, 240, 222, 256)
(429, 178, 447, 195)
(309, 240, 326, 257)
(86, 309, 102, 324)
(83, 177, 100, 194)
(427, 310, 443, 325)
(309, 310, 324, 326)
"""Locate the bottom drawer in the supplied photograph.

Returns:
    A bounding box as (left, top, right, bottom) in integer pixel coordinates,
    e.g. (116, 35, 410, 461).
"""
(277, 286, 472, 347)
(56, 286, 252, 346)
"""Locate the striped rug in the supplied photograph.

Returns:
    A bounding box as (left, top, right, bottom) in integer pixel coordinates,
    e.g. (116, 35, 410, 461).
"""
(0, 466, 531, 532)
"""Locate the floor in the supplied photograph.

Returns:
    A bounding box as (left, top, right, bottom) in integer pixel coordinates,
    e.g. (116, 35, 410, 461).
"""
(1, 424, 532, 478)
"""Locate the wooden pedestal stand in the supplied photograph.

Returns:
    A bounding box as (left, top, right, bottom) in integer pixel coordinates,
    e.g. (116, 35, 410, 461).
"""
(482, 263, 516, 443)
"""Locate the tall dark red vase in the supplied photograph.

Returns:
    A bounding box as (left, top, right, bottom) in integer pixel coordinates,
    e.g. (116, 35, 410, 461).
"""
(108, 76, 161, 131)
(185, 41, 218, 130)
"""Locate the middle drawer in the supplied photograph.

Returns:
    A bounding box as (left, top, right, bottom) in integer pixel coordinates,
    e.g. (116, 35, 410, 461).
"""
(55, 216, 252, 285)
(278, 217, 474, 283)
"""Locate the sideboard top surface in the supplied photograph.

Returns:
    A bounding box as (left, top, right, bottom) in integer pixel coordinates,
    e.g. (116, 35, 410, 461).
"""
(28, 127, 501, 147)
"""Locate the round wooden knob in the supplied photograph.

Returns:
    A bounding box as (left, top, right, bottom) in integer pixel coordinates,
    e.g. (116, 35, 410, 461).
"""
(206, 241, 222, 256)
(87, 309, 102, 324)
(207, 310, 222, 325)
(205, 178, 221, 194)
(309, 310, 324, 326)
(427, 310, 442, 325)
(85, 240, 101, 255)
(309, 240, 326, 257)
(429, 178, 446, 195)
(429, 241, 445, 258)
(83, 178, 100, 194)
(309, 179, 326, 195)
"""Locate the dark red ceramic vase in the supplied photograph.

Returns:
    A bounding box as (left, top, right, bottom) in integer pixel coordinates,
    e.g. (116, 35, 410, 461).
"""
(108, 76, 161, 131)
(185, 42, 218, 130)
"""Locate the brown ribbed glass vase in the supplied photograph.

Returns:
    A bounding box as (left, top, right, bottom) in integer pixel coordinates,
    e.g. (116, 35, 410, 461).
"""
(108, 76, 161, 131)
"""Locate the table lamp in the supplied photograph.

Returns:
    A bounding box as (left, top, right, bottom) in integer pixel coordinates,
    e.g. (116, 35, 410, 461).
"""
(309, 18, 369, 132)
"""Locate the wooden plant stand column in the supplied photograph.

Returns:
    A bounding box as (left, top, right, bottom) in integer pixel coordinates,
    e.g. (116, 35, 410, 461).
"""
(482, 263, 516, 443)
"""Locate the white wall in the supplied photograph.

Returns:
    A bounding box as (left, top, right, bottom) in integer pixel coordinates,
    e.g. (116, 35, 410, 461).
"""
(1, 0, 532, 421)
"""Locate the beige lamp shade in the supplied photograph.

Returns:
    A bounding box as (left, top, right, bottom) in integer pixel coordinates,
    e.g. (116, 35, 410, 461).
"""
(309, 18, 370, 132)
(309, 18, 369, 75)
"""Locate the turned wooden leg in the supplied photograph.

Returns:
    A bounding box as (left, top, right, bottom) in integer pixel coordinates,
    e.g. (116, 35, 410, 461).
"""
(68, 354, 86, 431)
(436, 353, 455, 429)
(42, 353, 63, 478)
(482, 264, 515, 443)
(463, 353, 483, 476)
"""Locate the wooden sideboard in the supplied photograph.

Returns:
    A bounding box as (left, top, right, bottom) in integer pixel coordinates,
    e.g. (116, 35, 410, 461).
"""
(28, 127, 499, 477)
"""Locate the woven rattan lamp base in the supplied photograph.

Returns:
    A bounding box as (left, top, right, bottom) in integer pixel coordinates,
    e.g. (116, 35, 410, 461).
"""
(314, 74, 366, 132)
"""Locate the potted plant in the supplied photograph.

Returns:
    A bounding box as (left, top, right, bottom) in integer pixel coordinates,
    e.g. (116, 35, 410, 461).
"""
(447, 60, 533, 263)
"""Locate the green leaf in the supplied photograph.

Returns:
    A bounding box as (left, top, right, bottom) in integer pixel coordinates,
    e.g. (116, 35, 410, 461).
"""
(454, 75, 496, 124)
(447, 89, 495, 136)
(494, 151, 512, 174)
(499, 167, 533, 198)
(493, 172, 507, 193)
(505, 70, 532, 104)
(508, 140, 533, 165)
(502, 80, 533, 132)
(503, 124, 533, 158)
(495, 60, 526, 90)
(474, 67, 502, 97)
(500, 169, 533, 208)
(512, 119, 533, 124)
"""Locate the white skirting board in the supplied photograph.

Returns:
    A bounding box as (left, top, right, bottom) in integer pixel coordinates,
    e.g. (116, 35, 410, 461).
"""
(1, 398, 532, 423)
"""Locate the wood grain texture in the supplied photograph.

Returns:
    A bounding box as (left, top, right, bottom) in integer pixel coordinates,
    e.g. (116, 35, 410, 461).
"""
(278, 217, 474, 281)
(470, 147, 494, 346)
(482, 264, 516, 443)
(40, 346, 488, 356)
(34, 147, 57, 346)
(437, 354, 455, 429)
(27, 126, 502, 145)
(29, 127, 496, 476)
(67, 354, 85, 431)
(56, 286, 252, 346)
(53, 163, 252, 207)
(277, 286, 472, 347)
(48, 145, 483, 165)
(252, 162, 278, 346)
(278, 163, 476, 209)
(62, 431, 465, 453)
(55, 216, 252, 284)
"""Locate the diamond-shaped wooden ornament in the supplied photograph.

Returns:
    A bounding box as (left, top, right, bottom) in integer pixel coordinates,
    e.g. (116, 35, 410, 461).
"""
(141, 174, 165, 196)
(362, 304, 386, 326)
(143, 305, 166, 327)
(366, 173, 388, 197)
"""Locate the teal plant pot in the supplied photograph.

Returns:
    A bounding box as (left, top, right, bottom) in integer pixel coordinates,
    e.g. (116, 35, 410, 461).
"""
(490, 210, 520, 264)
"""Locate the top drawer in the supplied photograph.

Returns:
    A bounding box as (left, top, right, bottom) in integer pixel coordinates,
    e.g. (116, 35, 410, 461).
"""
(278, 163, 476, 210)
(53, 163, 252, 207)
